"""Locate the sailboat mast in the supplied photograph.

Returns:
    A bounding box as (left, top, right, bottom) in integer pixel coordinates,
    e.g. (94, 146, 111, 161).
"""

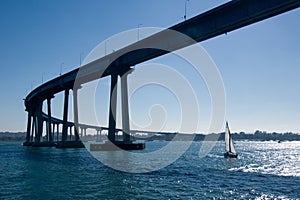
(227, 122, 232, 152)
(229, 132, 232, 153)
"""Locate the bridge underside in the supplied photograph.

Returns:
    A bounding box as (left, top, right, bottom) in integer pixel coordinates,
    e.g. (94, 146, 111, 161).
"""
(23, 0, 300, 149)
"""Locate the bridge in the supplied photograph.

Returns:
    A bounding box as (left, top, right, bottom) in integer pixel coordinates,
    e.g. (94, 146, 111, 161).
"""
(26, 112, 167, 148)
(23, 0, 300, 149)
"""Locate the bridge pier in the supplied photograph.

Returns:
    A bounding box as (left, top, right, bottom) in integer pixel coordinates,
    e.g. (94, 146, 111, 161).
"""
(84, 128, 87, 141)
(73, 88, 80, 141)
(56, 123, 59, 142)
(62, 89, 69, 142)
(25, 112, 32, 143)
(31, 113, 36, 142)
(26, 99, 56, 147)
(91, 68, 146, 151)
(47, 98, 53, 142)
(121, 70, 132, 142)
(108, 73, 118, 142)
(96, 128, 102, 142)
(79, 127, 87, 142)
(69, 125, 73, 140)
(51, 123, 55, 141)
(24, 90, 84, 148)
(108, 71, 132, 142)
(36, 100, 43, 143)
(56, 88, 84, 148)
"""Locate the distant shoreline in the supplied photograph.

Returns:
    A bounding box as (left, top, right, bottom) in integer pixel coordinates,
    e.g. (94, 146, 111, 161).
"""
(0, 132, 26, 142)
(1, 131, 299, 142)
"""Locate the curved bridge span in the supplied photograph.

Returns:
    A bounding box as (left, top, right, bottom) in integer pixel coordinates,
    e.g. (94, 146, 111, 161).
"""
(24, 0, 300, 148)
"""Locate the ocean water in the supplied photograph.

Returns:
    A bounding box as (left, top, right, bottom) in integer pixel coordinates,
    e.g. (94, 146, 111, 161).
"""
(0, 141, 299, 199)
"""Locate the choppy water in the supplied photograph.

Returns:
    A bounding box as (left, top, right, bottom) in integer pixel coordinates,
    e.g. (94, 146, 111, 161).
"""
(0, 141, 299, 199)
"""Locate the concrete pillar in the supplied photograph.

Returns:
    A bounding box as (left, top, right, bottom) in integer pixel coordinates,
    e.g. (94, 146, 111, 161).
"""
(36, 100, 43, 143)
(26, 112, 32, 142)
(69, 126, 72, 140)
(47, 98, 53, 142)
(62, 89, 69, 141)
(73, 88, 80, 141)
(96, 130, 99, 141)
(52, 123, 55, 141)
(99, 128, 102, 141)
(45, 120, 49, 142)
(96, 128, 102, 141)
(108, 74, 118, 142)
(31, 115, 35, 142)
(56, 124, 59, 141)
(121, 71, 131, 142)
(34, 115, 38, 141)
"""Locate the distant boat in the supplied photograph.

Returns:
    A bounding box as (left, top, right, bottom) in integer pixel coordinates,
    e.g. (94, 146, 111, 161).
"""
(224, 121, 238, 158)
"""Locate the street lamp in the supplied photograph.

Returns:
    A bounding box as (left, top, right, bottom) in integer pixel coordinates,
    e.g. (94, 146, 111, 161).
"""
(184, 0, 189, 21)
(80, 52, 84, 67)
(31, 81, 35, 90)
(60, 62, 64, 76)
(138, 23, 143, 40)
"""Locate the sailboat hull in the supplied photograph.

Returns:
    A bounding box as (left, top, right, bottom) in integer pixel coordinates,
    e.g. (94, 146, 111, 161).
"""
(224, 152, 238, 158)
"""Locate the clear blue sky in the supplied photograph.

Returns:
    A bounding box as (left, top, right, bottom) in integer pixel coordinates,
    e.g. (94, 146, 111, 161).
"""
(0, 0, 299, 133)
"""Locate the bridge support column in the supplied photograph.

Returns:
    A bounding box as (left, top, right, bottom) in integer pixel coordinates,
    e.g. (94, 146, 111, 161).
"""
(80, 127, 86, 141)
(36, 100, 43, 143)
(52, 123, 55, 141)
(31, 115, 36, 142)
(47, 98, 53, 142)
(73, 88, 80, 141)
(26, 112, 32, 143)
(62, 89, 69, 142)
(69, 126, 73, 140)
(96, 130, 99, 141)
(96, 128, 102, 142)
(121, 70, 132, 142)
(56, 124, 59, 141)
(100, 128, 102, 141)
(108, 74, 118, 142)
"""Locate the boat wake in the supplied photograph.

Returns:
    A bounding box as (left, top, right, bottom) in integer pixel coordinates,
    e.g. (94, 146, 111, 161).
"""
(228, 163, 300, 177)
(206, 154, 223, 158)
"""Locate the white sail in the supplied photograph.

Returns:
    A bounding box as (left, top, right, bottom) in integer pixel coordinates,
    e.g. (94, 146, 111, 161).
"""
(229, 135, 236, 154)
(225, 122, 236, 154)
(225, 122, 230, 152)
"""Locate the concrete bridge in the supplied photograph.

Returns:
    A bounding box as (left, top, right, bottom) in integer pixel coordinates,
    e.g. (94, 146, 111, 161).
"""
(23, 0, 300, 149)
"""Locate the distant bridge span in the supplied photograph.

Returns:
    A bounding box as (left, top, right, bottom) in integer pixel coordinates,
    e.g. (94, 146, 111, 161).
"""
(24, 0, 300, 147)
(38, 112, 166, 145)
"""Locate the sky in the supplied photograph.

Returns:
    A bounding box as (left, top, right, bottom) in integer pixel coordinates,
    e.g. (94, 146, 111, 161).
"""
(0, 0, 299, 134)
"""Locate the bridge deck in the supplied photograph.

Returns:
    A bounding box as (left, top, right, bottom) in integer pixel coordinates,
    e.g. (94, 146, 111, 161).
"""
(25, 0, 300, 106)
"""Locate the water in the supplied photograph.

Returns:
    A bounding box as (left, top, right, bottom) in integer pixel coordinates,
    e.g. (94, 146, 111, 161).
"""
(0, 141, 299, 199)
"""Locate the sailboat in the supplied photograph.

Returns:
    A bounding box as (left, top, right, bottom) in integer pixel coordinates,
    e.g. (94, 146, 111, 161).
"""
(224, 121, 238, 158)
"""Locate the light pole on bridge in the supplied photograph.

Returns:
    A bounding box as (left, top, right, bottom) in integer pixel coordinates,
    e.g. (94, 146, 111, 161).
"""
(184, 0, 189, 21)
(60, 62, 64, 76)
(31, 81, 35, 90)
(80, 52, 84, 67)
(138, 23, 143, 40)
